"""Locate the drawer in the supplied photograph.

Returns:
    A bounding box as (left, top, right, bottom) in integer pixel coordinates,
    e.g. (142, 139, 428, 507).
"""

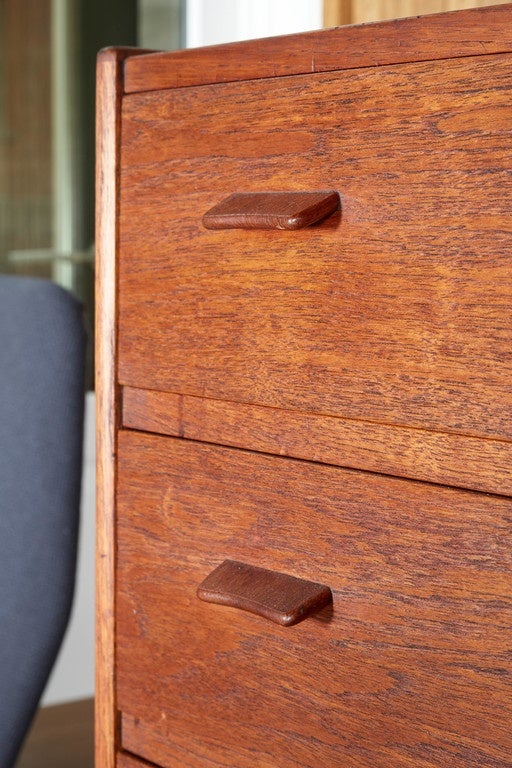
(118, 53, 512, 441)
(116, 431, 512, 768)
(117, 754, 145, 768)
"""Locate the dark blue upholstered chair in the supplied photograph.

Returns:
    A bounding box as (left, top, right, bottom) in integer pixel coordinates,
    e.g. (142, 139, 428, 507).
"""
(0, 276, 86, 768)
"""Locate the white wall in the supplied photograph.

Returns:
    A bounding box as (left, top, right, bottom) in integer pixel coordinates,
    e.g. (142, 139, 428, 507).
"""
(42, 392, 95, 705)
(186, 0, 322, 47)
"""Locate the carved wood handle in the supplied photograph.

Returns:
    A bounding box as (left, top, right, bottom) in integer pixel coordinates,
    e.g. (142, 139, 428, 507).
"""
(197, 560, 333, 626)
(202, 190, 340, 230)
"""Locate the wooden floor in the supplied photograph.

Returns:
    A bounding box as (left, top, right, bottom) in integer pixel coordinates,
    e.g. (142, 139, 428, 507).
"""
(15, 698, 94, 768)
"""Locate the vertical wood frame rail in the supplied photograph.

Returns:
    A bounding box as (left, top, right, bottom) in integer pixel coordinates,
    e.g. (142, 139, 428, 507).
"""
(95, 46, 152, 768)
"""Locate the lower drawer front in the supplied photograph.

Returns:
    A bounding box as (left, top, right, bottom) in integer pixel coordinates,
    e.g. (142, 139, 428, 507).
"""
(117, 754, 146, 768)
(116, 431, 512, 768)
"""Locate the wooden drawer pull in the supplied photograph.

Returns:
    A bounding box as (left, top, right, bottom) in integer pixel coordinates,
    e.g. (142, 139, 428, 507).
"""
(202, 190, 340, 230)
(197, 559, 333, 626)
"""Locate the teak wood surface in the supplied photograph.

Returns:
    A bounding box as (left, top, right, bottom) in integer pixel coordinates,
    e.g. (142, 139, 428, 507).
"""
(96, 7, 512, 768)
(116, 754, 156, 768)
(116, 432, 512, 768)
(118, 52, 512, 442)
(123, 4, 512, 93)
(122, 386, 512, 496)
(95, 47, 124, 768)
(95, 46, 151, 768)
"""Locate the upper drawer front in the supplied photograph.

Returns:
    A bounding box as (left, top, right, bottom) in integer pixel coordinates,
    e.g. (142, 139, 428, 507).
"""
(119, 54, 512, 440)
(116, 431, 512, 768)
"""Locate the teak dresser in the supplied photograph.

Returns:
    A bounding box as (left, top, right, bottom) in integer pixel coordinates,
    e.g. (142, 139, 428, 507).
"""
(96, 6, 512, 767)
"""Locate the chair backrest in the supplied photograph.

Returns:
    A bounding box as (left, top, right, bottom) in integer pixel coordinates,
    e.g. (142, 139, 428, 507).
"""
(0, 276, 86, 768)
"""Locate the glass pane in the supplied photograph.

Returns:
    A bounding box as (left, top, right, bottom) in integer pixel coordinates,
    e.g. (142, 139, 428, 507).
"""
(139, 0, 184, 49)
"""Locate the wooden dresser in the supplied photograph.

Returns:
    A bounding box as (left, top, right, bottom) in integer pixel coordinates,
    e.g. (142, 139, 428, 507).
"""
(96, 6, 512, 767)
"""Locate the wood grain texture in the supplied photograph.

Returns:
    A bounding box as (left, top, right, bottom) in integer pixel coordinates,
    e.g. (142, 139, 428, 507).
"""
(117, 752, 159, 768)
(347, 0, 512, 25)
(115, 432, 512, 768)
(122, 387, 512, 496)
(95, 46, 151, 768)
(119, 53, 512, 440)
(103, 13, 512, 768)
(202, 190, 340, 230)
(123, 5, 512, 94)
(323, 0, 352, 27)
(197, 559, 333, 626)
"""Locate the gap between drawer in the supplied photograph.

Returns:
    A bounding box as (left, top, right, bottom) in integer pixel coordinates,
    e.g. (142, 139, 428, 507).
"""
(121, 386, 512, 497)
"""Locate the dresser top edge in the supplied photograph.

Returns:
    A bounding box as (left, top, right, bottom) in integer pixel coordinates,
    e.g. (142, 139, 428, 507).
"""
(117, 4, 512, 95)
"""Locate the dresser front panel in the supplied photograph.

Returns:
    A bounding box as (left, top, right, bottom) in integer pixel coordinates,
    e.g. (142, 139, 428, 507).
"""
(115, 430, 512, 768)
(118, 53, 512, 441)
(116, 754, 146, 768)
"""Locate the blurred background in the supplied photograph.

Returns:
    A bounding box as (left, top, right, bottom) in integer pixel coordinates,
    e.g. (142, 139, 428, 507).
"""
(1, 0, 505, 765)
